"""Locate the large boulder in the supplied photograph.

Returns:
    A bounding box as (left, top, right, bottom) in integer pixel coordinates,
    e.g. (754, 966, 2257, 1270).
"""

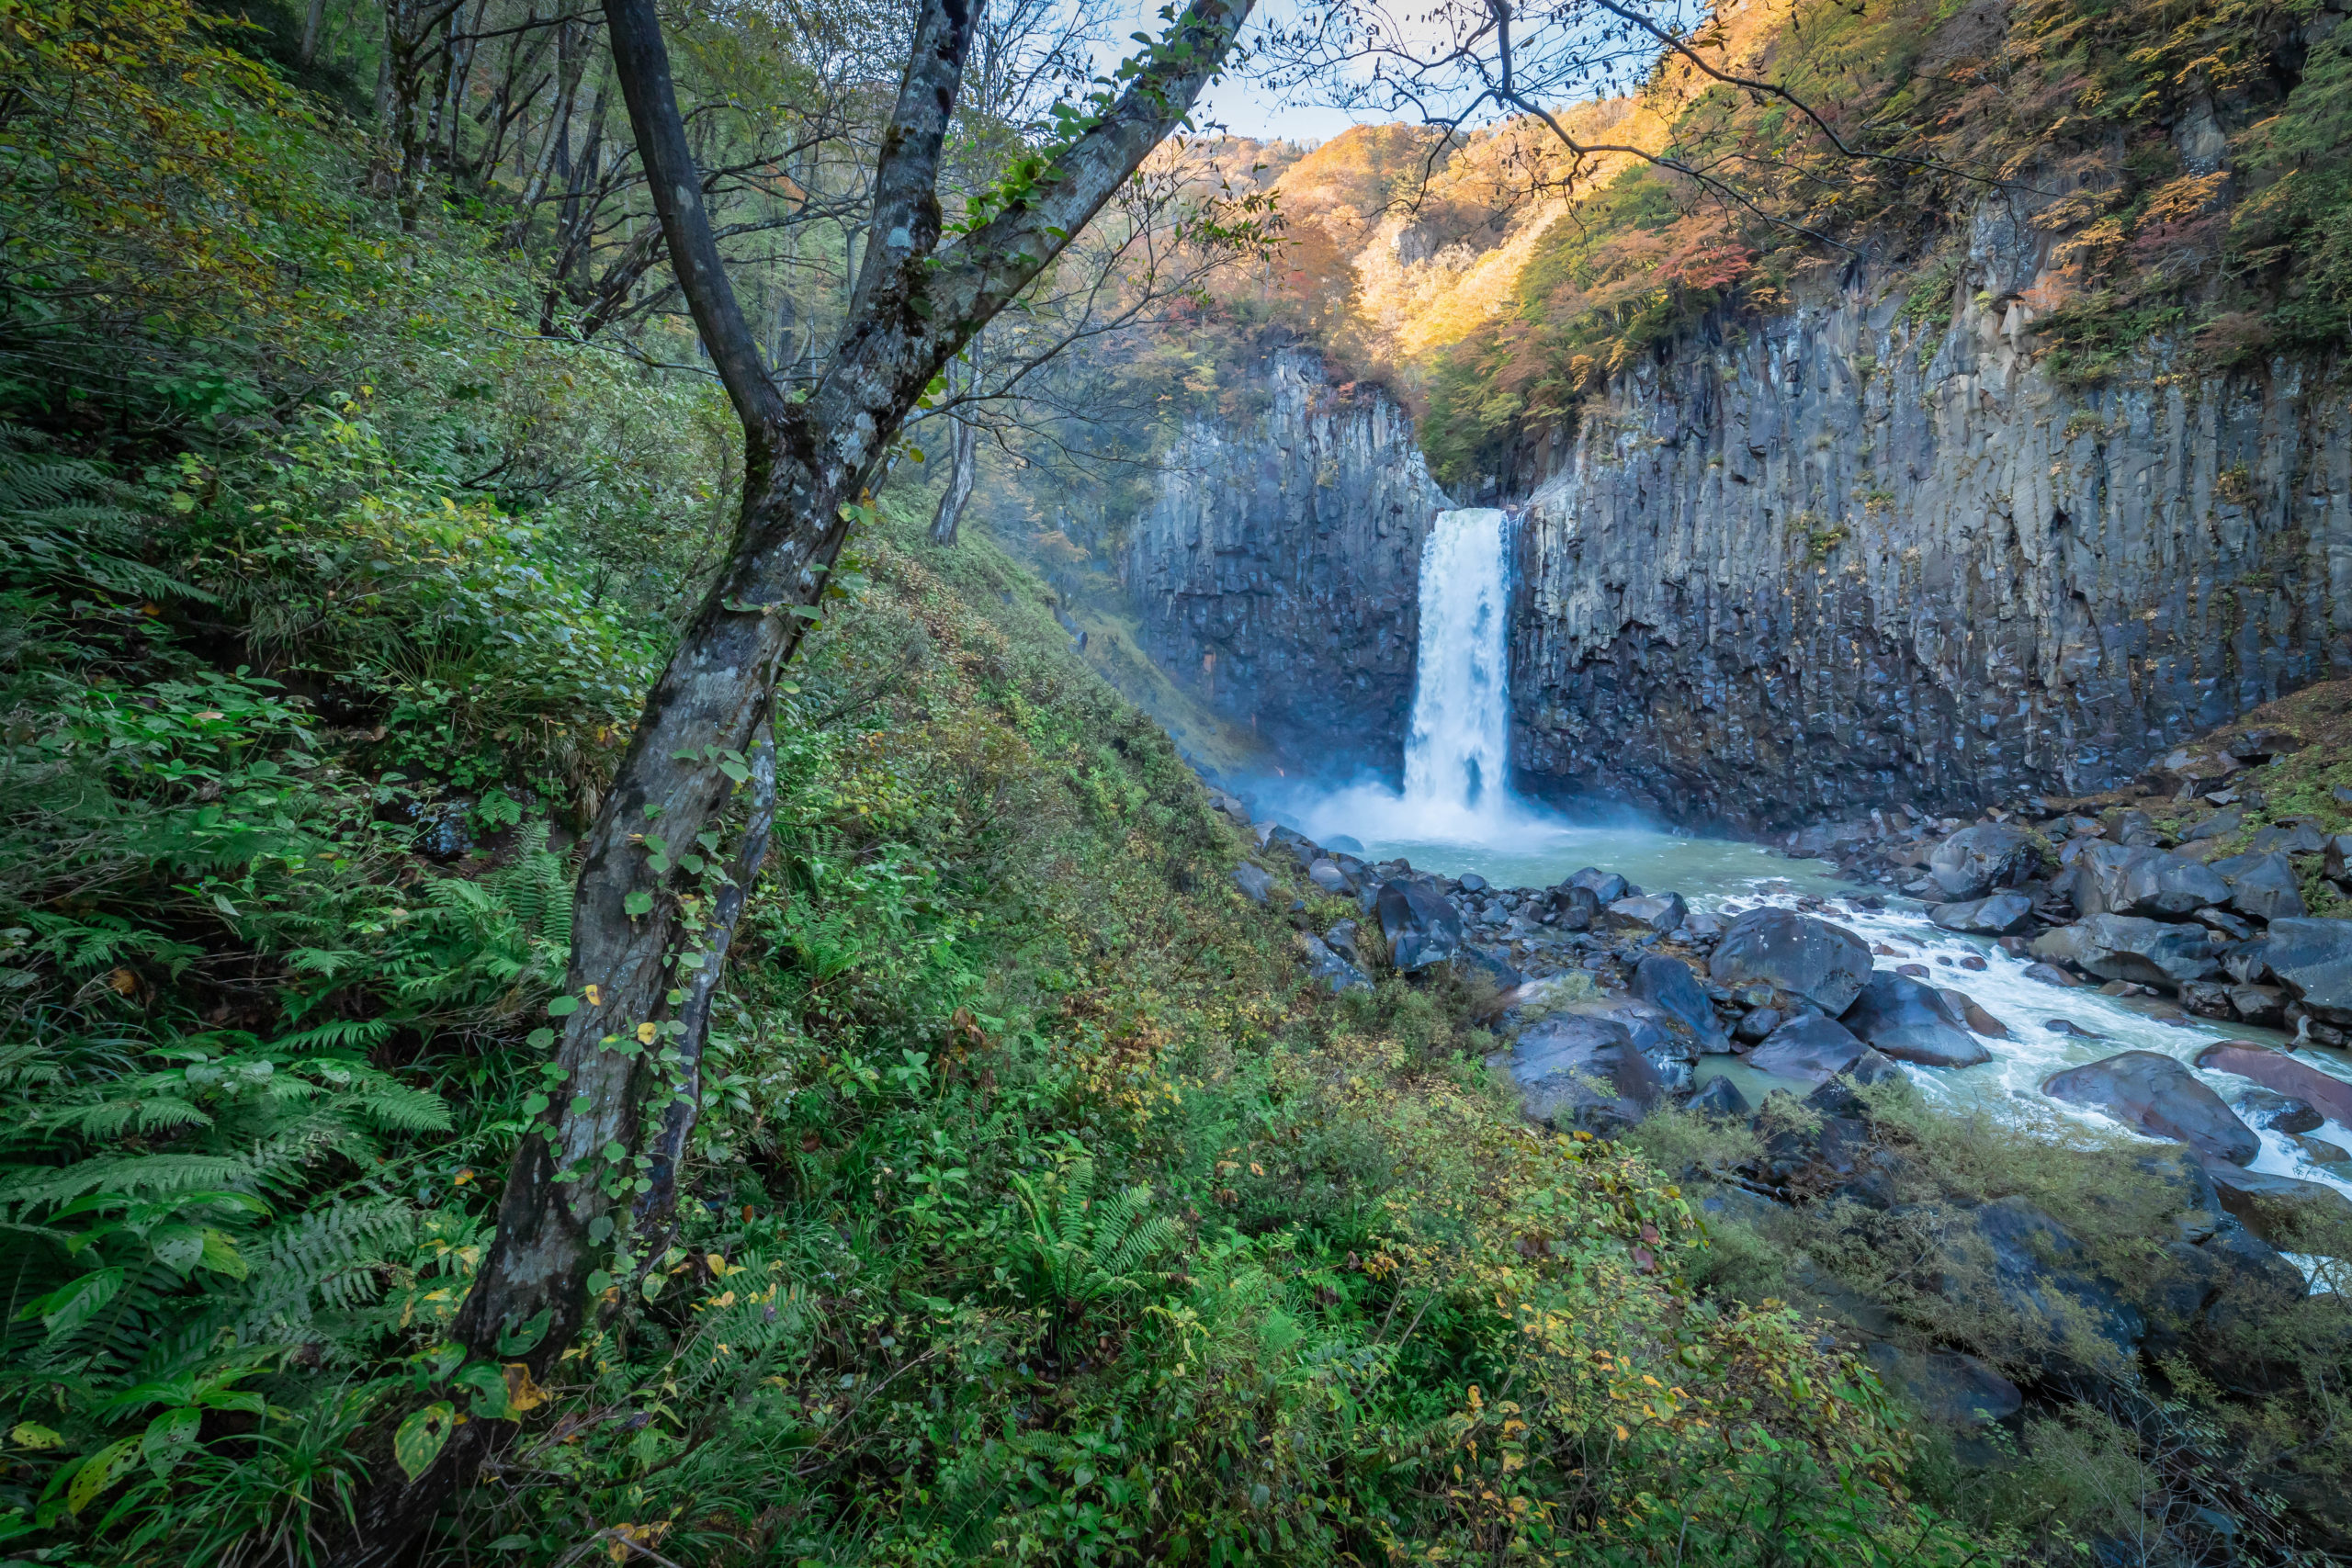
(1545, 884, 1602, 931)
(1709, 909, 1873, 1016)
(1375, 880, 1464, 972)
(1631, 954, 1732, 1053)
(2257, 917, 2352, 1024)
(1927, 1197, 2143, 1369)
(1566, 867, 1629, 905)
(1306, 858, 1355, 897)
(1928, 823, 2040, 901)
(1928, 891, 2035, 936)
(2031, 914, 2221, 988)
(1497, 1014, 1667, 1132)
(2194, 1040, 2352, 1125)
(1232, 862, 1273, 905)
(1839, 972, 1993, 1068)
(2041, 1051, 2259, 1166)
(1602, 892, 1687, 935)
(1299, 933, 1371, 995)
(2068, 842, 2233, 920)
(2201, 1161, 2352, 1248)
(1939, 987, 2011, 1039)
(1747, 1013, 1900, 1087)
(2208, 852, 2309, 922)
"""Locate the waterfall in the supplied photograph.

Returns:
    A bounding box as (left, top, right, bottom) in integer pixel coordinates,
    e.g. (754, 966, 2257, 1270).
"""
(1401, 507, 1514, 818)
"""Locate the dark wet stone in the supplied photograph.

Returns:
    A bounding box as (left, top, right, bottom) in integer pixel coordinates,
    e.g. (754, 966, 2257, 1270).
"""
(1709, 908, 1873, 1015)
(1376, 880, 1463, 971)
(2042, 1051, 2259, 1166)
(1840, 971, 1991, 1067)
(1632, 954, 1731, 1052)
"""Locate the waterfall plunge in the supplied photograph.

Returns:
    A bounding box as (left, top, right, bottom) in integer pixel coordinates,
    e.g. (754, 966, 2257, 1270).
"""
(1402, 507, 1514, 818)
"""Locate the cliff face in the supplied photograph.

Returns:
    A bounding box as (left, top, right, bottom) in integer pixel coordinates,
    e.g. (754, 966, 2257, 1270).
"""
(1510, 211, 2352, 831)
(1123, 344, 1451, 770)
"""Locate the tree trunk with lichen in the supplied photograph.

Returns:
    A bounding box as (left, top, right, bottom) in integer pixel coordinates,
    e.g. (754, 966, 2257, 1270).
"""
(329, 0, 1254, 1556)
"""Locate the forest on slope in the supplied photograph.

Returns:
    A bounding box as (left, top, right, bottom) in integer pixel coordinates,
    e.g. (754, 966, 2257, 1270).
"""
(1, 0, 2346, 1563)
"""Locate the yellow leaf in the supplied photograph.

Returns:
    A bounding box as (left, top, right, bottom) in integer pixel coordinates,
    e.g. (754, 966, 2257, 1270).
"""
(636, 1022, 658, 1045)
(1614, 1425, 1629, 1442)
(502, 1364, 550, 1416)
(583, 984, 602, 1006)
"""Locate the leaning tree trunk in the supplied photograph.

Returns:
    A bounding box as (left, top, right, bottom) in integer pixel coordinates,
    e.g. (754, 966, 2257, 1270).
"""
(330, 0, 1254, 1554)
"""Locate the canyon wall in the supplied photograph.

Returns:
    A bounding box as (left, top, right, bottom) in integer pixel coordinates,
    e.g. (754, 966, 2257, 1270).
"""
(1510, 205, 2352, 830)
(1123, 343, 1451, 770)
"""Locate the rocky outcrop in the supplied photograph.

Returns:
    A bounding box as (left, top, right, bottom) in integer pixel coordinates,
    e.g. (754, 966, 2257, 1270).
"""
(1508, 220, 2352, 831)
(1122, 343, 1450, 768)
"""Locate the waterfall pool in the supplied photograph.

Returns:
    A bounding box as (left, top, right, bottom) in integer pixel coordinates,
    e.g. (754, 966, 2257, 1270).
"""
(1242, 505, 2352, 1257)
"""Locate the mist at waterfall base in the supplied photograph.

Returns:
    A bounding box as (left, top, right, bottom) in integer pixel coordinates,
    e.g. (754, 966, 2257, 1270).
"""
(1244, 504, 1845, 898)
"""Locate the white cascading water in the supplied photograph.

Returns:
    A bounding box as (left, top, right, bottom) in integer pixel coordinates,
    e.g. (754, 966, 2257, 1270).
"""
(1401, 507, 1514, 818)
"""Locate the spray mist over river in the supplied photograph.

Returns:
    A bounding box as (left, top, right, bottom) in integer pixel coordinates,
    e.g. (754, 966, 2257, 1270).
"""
(1239, 506, 2352, 1235)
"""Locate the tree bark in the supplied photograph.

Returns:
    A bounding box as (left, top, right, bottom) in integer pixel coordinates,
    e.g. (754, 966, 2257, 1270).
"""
(928, 414, 978, 546)
(330, 0, 1254, 1552)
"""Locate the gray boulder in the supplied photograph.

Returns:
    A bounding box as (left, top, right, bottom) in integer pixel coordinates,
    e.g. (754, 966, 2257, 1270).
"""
(1546, 884, 1602, 931)
(2185, 805, 2245, 842)
(2068, 842, 2232, 920)
(1939, 987, 2011, 1039)
(2208, 851, 2308, 922)
(1747, 1013, 1900, 1087)
(1709, 909, 1874, 1015)
(1928, 891, 2034, 936)
(1928, 822, 2039, 901)
(1632, 954, 1732, 1053)
(1566, 867, 1629, 905)
(1375, 880, 1464, 972)
(1497, 1014, 1667, 1132)
(1863, 1345, 2022, 1428)
(1324, 919, 1363, 966)
(2041, 1051, 2259, 1166)
(2195, 1040, 2352, 1124)
(2032, 914, 2220, 988)
(1689, 1074, 1752, 1119)
(1232, 862, 1273, 905)
(1603, 892, 1687, 935)
(2248, 818, 2329, 856)
(2202, 1161, 2352, 1247)
(1928, 1197, 2143, 1368)
(2256, 917, 2352, 1024)
(1299, 934, 1371, 995)
(1306, 858, 1355, 897)
(1840, 972, 1992, 1068)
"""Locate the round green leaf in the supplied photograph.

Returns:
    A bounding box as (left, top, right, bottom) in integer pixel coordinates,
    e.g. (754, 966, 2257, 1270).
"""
(393, 1402, 456, 1482)
(623, 891, 653, 918)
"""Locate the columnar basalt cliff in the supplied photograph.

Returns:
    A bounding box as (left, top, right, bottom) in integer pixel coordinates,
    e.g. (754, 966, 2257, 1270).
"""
(1510, 214, 2352, 831)
(1123, 343, 1451, 769)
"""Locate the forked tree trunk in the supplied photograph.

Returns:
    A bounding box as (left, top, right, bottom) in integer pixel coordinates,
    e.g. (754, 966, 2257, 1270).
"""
(330, 0, 1253, 1553)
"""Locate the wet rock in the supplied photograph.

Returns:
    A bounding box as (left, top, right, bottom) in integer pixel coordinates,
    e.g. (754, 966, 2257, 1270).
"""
(2194, 1040, 2352, 1125)
(1232, 862, 1273, 905)
(1375, 880, 1464, 972)
(1632, 954, 1732, 1053)
(1928, 823, 2040, 901)
(2193, 907, 2256, 941)
(1566, 867, 1630, 905)
(1733, 1006, 1782, 1044)
(2232, 1088, 2322, 1135)
(1927, 1197, 2143, 1367)
(1840, 972, 1992, 1067)
(2032, 914, 2221, 988)
(1497, 1014, 1667, 1132)
(1324, 919, 1362, 965)
(1458, 872, 1489, 894)
(1747, 1014, 1900, 1087)
(2248, 818, 2329, 856)
(1709, 909, 1873, 1016)
(1928, 891, 2035, 936)
(2257, 917, 2352, 1024)
(2193, 1222, 2310, 1335)
(1603, 892, 1688, 935)
(2202, 1161, 2352, 1247)
(1959, 954, 1988, 971)
(1682, 909, 1724, 940)
(1306, 858, 1354, 897)
(1547, 883, 1602, 931)
(1455, 943, 1524, 992)
(2043, 1019, 2104, 1040)
(1299, 933, 1372, 995)
(2067, 843, 2233, 921)
(2209, 851, 2309, 922)
(2023, 961, 2086, 987)
(2178, 981, 2235, 1020)
(2184, 804, 2245, 841)
(1689, 1074, 1752, 1119)
(1896, 963, 1931, 978)
(1865, 1345, 2023, 1429)
(2041, 1051, 2259, 1166)
(1939, 987, 2010, 1038)
(2227, 985, 2286, 1026)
